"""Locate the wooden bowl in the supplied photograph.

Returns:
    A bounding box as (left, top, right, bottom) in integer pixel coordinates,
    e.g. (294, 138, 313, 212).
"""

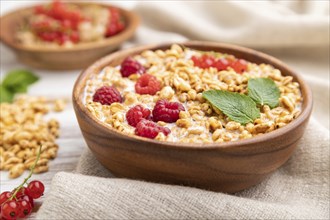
(73, 41, 313, 193)
(0, 3, 139, 70)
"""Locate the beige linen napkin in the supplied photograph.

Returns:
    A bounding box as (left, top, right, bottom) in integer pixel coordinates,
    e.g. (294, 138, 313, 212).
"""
(36, 1, 330, 219)
(134, 1, 329, 48)
(36, 118, 329, 219)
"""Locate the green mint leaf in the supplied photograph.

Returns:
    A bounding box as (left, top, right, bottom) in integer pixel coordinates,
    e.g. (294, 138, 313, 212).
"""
(248, 78, 280, 108)
(0, 84, 14, 103)
(203, 90, 260, 125)
(2, 70, 39, 93)
(12, 84, 28, 93)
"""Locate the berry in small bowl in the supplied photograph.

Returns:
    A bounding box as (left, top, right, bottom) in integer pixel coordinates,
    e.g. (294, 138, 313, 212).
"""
(0, 1, 139, 70)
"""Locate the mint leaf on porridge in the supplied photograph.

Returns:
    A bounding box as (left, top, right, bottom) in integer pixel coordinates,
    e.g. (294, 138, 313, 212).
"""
(248, 78, 280, 108)
(203, 90, 260, 125)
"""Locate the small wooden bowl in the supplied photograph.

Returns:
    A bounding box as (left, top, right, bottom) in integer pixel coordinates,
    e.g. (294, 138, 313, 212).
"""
(73, 41, 313, 193)
(0, 3, 139, 70)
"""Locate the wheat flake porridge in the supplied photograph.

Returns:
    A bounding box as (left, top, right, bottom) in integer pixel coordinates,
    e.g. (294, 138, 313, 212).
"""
(83, 44, 302, 143)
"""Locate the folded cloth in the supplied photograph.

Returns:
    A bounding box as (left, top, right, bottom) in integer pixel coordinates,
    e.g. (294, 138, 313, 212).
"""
(135, 1, 329, 48)
(36, 118, 329, 220)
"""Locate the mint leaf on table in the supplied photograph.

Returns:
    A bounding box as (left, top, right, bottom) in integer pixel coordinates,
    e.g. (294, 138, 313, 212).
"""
(203, 90, 260, 125)
(0, 69, 39, 103)
(248, 78, 280, 108)
(0, 84, 14, 103)
(2, 69, 39, 94)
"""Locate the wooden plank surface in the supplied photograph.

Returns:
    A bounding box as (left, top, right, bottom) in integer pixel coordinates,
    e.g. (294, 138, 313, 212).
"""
(0, 102, 87, 218)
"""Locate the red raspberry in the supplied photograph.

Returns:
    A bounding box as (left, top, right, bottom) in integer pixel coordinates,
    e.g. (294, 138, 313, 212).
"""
(230, 59, 248, 74)
(135, 74, 161, 95)
(152, 99, 185, 123)
(126, 105, 151, 127)
(135, 119, 170, 139)
(120, 57, 146, 77)
(93, 86, 122, 105)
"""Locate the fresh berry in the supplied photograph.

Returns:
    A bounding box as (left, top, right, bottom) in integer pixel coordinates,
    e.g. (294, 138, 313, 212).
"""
(0, 147, 44, 219)
(192, 54, 248, 74)
(13, 187, 30, 198)
(0, 192, 11, 206)
(17, 195, 34, 209)
(105, 18, 125, 37)
(191, 54, 216, 69)
(1, 200, 19, 220)
(213, 58, 230, 71)
(93, 86, 122, 105)
(31, 19, 54, 33)
(135, 74, 161, 95)
(58, 33, 70, 45)
(69, 31, 80, 43)
(135, 119, 170, 139)
(27, 181, 44, 199)
(126, 105, 151, 127)
(17, 199, 32, 218)
(37, 31, 60, 42)
(120, 57, 146, 77)
(33, 1, 125, 45)
(105, 7, 125, 37)
(152, 99, 185, 123)
(230, 59, 248, 74)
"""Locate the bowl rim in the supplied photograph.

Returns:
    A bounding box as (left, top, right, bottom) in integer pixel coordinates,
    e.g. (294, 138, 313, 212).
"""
(73, 41, 313, 150)
(0, 2, 139, 52)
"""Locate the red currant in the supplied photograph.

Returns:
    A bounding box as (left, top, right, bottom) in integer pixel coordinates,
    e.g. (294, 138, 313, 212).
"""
(70, 31, 80, 43)
(58, 33, 70, 45)
(13, 187, 30, 198)
(61, 19, 72, 31)
(230, 59, 248, 74)
(105, 7, 125, 37)
(193, 54, 221, 69)
(37, 32, 59, 42)
(0, 192, 11, 205)
(33, 0, 84, 45)
(191, 54, 216, 69)
(213, 58, 230, 71)
(17, 199, 32, 218)
(27, 180, 45, 199)
(17, 195, 34, 209)
(1, 200, 19, 220)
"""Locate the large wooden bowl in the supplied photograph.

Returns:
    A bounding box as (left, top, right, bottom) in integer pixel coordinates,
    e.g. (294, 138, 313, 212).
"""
(73, 41, 313, 193)
(0, 3, 139, 70)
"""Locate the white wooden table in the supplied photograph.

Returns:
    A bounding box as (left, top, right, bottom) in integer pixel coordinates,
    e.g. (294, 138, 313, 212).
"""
(0, 55, 88, 217)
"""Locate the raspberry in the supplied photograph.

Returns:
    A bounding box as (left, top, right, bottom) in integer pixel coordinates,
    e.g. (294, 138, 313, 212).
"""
(135, 74, 161, 95)
(152, 99, 185, 123)
(230, 59, 248, 74)
(93, 86, 122, 105)
(126, 105, 151, 127)
(120, 57, 146, 77)
(135, 119, 170, 139)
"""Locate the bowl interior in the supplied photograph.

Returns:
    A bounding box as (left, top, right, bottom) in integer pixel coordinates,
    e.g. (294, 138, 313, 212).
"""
(73, 41, 313, 151)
